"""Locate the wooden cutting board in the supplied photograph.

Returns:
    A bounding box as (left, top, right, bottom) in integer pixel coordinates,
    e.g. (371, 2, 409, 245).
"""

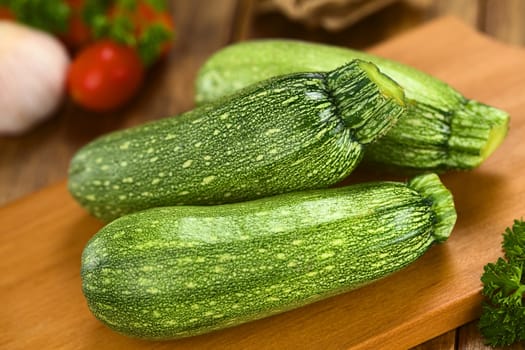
(2, 17, 525, 350)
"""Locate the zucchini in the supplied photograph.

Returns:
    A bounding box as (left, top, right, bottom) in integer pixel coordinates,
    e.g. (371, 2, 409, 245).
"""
(195, 39, 509, 171)
(69, 60, 405, 222)
(81, 173, 456, 340)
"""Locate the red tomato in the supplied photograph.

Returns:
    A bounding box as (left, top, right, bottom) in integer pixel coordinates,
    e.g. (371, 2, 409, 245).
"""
(0, 6, 14, 20)
(61, 0, 92, 49)
(68, 40, 144, 111)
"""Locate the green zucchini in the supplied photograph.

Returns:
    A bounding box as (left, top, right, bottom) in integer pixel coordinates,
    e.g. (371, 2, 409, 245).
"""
(81, 173, 456, 339)
(69, 60, 405, 222)
(195, 39, 509, 171)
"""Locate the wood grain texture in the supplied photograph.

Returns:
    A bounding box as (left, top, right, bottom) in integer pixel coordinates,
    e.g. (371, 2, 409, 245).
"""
(2, 17, 525, 349)
(406, 0, 482, 26)
(484, 0, 525, 46)
(457, 322, 525, 350)
(412, 330, 455, 350)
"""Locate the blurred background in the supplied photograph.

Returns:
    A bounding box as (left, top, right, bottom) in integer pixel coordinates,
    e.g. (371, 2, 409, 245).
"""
(250, 0, 524, 45)
(0, 1, 524, 349)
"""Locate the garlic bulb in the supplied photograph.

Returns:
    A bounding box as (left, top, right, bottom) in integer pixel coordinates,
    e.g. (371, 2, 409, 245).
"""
(0, 21, 70, 135)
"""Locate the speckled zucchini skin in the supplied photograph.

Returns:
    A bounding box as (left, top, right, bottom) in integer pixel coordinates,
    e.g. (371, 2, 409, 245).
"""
(196, 39, 510, 171)
(81, 173, 456, 340)
(68, 60, 405, 222)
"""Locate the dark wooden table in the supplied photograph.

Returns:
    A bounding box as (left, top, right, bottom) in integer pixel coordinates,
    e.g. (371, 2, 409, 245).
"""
(1, 1, 524, 349)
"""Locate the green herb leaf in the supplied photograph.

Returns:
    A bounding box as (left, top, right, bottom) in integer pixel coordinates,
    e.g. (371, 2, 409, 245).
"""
(482, 258, 525, 307)
(137, 22, 172, 66)
(479, 219, 525, 347)
(144, 0, 167, 11)
(4, 0, 70, 33)
(504, 219, 525, 263)
(479, 302, 525, 347)
(80, 0, 110, 27)
(88, 0, 174, 66)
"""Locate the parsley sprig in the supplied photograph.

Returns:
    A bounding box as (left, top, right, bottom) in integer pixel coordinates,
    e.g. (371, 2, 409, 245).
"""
(479, 219, 525, 347)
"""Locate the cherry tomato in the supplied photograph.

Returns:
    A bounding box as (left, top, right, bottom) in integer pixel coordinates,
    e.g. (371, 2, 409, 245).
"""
(67, 40, 144, 111)
(61, 0, 92, 50)
(0, 6, 14, 20)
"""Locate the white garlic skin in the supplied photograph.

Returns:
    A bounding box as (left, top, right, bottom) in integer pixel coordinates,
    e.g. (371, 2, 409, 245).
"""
(0, 21, 70, 135)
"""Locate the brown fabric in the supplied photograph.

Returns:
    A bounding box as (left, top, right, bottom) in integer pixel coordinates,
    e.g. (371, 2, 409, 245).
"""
(257, 0, 400, 31)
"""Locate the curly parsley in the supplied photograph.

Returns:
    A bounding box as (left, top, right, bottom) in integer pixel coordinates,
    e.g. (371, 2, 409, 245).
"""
(479, 219, 525, 347)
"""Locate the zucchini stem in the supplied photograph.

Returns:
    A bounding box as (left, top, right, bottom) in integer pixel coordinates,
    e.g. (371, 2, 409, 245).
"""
(326, 60, 406, 145)
(408, 173, 457, 242)
(445, 100, 510, 169)
(358, 61, 405, 107)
